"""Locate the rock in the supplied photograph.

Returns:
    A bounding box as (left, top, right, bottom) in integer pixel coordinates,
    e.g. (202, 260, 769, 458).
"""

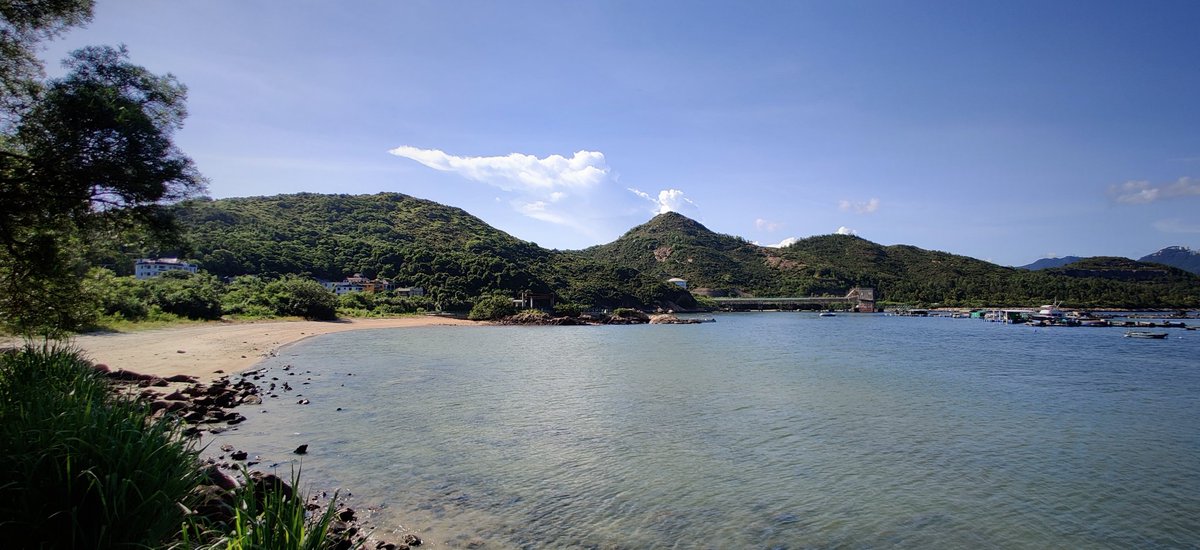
(294, 444, 309, 455)
(151, 378, 169, 387)
(91, 363, 110, 373)
(165, 374, 198, 383)
(220, 444, 235, 452)
(231, 450, 248, 461)
(191, 484, 236, 525)
(404, 534, 422, 546)
(242, 395, 262, 405)
(163, 390, 188, 401)
(204, 464, 239, 490)
(297, 398, 310, 405)
(250, 472, 294, 503)
(226, 414, 246, 425)
(337, 507, 356, 521)
(214, 369, 225, 374)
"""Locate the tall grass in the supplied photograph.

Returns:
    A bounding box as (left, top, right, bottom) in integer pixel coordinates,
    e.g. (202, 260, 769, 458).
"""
(0, 344, 202, 548)
(184, 467, 353, 550)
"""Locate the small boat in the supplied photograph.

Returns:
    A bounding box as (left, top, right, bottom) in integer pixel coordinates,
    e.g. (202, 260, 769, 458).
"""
(1124, 331, 1168, 339)
(819, 311, 836, 317)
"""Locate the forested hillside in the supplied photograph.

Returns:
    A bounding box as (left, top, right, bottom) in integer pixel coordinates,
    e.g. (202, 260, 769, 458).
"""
(171, 193, 693, 310)
(142, 193, 1200, 310)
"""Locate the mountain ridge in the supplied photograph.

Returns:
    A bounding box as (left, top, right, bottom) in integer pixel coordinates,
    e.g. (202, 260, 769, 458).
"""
(153, 193, 1200, 308)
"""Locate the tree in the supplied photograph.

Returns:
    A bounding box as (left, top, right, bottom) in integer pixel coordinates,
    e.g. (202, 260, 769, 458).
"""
(263, 276, 338, 321)
(1, 3, 203, 335)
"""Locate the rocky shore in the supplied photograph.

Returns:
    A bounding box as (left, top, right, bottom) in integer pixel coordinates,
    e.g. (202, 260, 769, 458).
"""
(96, 362, 421, 550)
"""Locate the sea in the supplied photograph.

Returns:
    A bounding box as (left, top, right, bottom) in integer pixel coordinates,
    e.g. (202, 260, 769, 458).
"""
(206, 313, 1200, 548)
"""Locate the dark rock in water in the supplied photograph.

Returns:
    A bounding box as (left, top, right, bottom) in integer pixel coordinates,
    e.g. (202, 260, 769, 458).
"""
(163, 390, 187, 401)
(226, 414, 246, 425)
(297, 398, 310, 405)
(375, 542, 397, 550)
(294, 444, 309, 455)
(176, 350, 186, 354)
(250, 471, 294, 503)
(404, 533, 422, 546)
(204, 464, 239, 490)
(231, 450, 248, 461)
(220, 444, 235, 453)
(337, 507, 356, 521)
(214, 369, 225, 374)
(191, 484, 235, 524)
(242, 395, 262, 405)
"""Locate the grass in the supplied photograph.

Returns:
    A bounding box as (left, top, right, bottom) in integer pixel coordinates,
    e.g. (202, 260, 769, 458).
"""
(183, 467, 355, 550)
(0, 343, 202, 548)
(0, 344, 362, 550)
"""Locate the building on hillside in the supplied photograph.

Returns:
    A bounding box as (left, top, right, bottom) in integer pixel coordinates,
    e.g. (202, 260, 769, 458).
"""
(512, 291, 555, 310)
(134, 258, 198, 279)
(667, 277, 688, 289)
(320, 274, 419, 296)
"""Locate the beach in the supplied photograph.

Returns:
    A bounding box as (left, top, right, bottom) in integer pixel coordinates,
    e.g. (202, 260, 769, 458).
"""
(49, 317, 477, 383)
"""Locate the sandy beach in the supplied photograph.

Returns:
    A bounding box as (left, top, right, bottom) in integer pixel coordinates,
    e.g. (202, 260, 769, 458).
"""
(48, 317, 477, 383)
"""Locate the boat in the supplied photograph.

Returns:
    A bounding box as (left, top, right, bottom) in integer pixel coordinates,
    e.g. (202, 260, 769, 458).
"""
(819, 311, 836, 317)
(1124, 331, 1168, 339)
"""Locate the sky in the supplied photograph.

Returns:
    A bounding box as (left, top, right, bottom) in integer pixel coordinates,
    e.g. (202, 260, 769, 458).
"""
(39, 0, 1200, 265)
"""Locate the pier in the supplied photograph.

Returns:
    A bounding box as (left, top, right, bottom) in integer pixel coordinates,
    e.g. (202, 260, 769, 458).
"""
(712, 288, 876, 312)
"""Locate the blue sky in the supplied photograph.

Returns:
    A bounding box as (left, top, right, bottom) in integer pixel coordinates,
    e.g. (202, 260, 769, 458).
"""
(41, 1, 1200, 265)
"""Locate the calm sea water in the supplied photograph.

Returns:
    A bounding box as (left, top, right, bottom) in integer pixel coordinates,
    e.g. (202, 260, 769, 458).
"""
(209, 314, 1200, 548)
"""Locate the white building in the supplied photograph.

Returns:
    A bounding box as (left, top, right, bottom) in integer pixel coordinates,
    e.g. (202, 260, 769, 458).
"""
(667, 277, 688, 289)
(134, 258, 198, 279)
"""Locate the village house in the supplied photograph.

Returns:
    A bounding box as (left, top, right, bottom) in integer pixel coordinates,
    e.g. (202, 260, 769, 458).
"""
(320, 274, 423, 297)
(134, 258, 198, 280)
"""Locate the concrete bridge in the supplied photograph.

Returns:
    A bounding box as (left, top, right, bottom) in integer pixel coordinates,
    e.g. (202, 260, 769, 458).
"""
(711, 287, 876, 312)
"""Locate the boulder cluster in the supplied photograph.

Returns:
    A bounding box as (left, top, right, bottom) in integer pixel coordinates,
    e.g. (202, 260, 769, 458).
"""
(95, 363, 422, 549)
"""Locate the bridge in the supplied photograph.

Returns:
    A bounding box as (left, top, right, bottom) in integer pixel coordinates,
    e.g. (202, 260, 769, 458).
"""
(711, 288, 876, 312)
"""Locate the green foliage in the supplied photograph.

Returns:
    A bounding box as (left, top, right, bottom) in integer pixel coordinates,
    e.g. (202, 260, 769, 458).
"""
(1, 33, 204, 335)
(183, 468, 354, 550)
(144, 270, 223, 319)
(0, 344, 201, 548)
(468, 294, 517, 321)
(263, 276, 338, 321)
(553, 302, 584, 317)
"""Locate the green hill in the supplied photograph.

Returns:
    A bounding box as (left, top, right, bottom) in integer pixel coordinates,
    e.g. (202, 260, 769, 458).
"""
(148, 193, 1200, 309)
(580, 212, 775, 294)
(170, 193, 694, 310)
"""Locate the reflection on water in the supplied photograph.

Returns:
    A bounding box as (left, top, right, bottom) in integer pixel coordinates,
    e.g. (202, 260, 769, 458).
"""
(207, 314, 1200, 548)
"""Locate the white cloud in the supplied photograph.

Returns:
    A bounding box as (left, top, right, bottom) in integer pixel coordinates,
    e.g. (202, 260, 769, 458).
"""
(755, 218, 782, 232)
(1154, 218, 1200, 234)
(628, 187, 700, 216)
(1110, 177, 1200, 204)
(836, 226, 857, 235)
(839, 198, 880, 214)
(389, 146, 608, 191)
(762, 237, 800, 248)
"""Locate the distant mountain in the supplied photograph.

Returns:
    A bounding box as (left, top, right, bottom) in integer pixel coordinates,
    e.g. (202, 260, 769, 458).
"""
(1139, 246, 1200, 275)
(1019, 256, 1084, 270)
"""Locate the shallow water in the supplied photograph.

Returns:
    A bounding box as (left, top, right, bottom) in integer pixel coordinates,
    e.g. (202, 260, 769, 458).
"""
(209, 314, 1200, 548)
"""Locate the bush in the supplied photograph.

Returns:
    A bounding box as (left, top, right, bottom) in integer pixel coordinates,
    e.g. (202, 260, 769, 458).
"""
(264, 276, 338, 320)
(0, 345, 202, 548)
(467, 294, 517, 320)
(553, 302, 584, 317)
(144, 270, 224, 320)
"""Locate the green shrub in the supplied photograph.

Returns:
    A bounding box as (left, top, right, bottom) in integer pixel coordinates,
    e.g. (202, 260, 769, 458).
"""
(0, 345, 202, 548)
(144, 270, 224, 319)
(467, 294, 517, 320)
(553, 303, 584, 317)
(263, 276, 338, 320)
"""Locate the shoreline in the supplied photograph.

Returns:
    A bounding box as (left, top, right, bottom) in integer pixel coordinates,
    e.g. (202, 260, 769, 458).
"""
(55, 316, 479, 383)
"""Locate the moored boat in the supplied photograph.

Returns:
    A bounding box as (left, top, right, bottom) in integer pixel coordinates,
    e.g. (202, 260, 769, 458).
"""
(1124, 331, 1168, 339)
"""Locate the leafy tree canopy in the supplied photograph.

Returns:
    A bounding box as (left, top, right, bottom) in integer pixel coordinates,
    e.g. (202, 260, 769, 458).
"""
(0, 1, 203, 336)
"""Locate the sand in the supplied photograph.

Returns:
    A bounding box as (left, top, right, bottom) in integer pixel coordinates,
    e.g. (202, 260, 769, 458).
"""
(52, 317, 478, 383)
